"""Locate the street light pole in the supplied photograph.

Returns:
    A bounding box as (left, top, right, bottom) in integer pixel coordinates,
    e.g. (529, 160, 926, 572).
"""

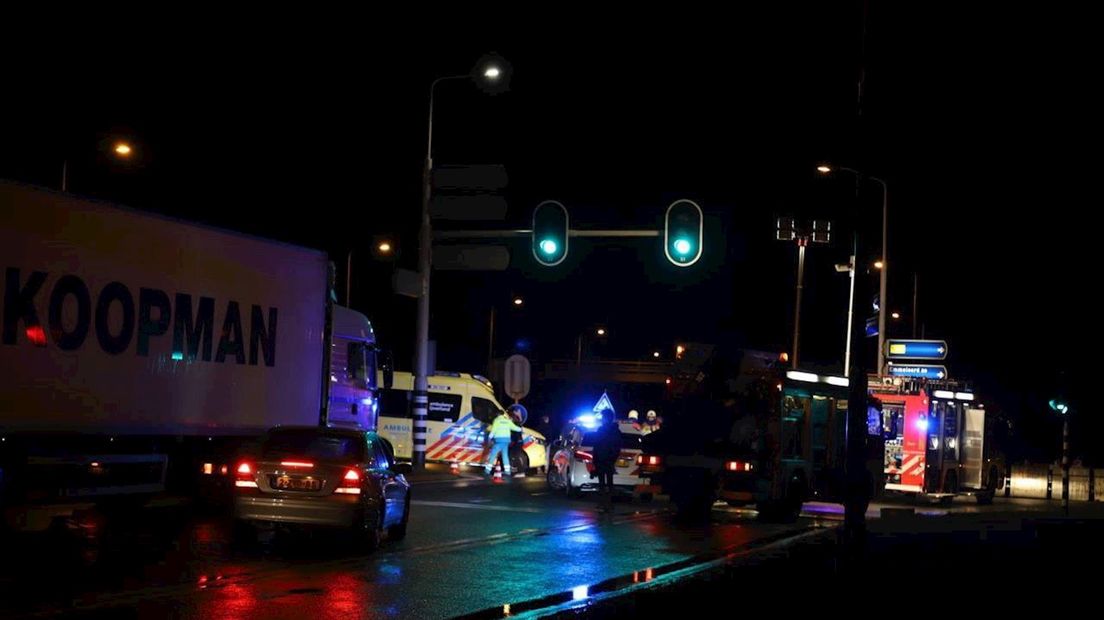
(1062, 415, 1070, 515)
(413, 74, 465, 470)
(874, 175, 888, 375)
(844, 254, 856, 376)
(413, 57, 509, 469)
(792, 241, 807, 369)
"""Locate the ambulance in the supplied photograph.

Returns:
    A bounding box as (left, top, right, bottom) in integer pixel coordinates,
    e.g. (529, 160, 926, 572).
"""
(376, 371, 548, 473)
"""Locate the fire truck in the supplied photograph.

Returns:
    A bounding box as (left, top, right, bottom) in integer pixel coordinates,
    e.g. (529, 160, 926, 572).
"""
(636, 346, 1001, 519)
(636, 347, 882, 520)
(871, 377, 1001, 503)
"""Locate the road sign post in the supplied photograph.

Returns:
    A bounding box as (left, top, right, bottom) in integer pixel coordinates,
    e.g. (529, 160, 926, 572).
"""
(503, 354, 531, 403)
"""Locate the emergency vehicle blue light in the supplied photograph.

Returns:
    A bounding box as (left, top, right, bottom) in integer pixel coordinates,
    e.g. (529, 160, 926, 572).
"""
(577, 414, 599, 429)
(572, 585, 589, 600)
(916, 418, 929, 432)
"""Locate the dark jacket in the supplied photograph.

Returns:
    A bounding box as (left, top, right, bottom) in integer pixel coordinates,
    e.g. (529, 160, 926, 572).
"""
(592, 420, 623, 468)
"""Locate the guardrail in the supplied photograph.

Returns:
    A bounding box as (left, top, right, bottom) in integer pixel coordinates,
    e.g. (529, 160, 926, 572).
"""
(1006, 464, 1099, 502)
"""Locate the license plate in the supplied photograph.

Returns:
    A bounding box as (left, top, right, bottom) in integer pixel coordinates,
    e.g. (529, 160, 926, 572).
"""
(273, 476, 321, 491)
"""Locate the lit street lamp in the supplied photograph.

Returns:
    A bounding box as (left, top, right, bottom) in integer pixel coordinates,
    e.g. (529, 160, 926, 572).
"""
(414, 54, 512, 469)
(62, 138, 137, 192)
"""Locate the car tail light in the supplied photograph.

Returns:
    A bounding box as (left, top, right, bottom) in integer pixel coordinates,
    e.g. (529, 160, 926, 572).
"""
(574, 451, 595, 474)
(235, 462, 258, 488)
(280, 461, 314, 469)
(334, 468, 361, 495)
(725, 460, 754, 472)
(637, 454, 662, 467)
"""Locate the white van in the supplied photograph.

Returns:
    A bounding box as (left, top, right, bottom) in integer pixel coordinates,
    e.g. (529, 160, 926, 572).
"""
(375, 371, 547, 473)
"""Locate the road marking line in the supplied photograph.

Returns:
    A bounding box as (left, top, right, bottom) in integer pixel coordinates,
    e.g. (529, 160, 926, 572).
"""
(411, 500, 545, 513)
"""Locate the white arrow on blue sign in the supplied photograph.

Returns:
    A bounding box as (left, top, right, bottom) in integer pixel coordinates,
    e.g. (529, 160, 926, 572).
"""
(885, 339, 948, 360)
(886, 363, 948, 380)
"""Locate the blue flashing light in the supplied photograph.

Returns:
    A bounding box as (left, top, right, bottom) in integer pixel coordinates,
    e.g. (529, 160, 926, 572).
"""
(572, 585, 589, 601)
(915, 417, 929, 432)
(577, 414, 599, 429)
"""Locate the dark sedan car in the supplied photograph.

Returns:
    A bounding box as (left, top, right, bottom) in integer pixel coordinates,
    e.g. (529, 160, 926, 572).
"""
(233, 426, 411, 549)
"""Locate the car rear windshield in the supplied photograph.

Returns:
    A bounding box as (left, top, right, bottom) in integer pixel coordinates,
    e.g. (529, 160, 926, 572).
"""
(262, 430, 365, 461)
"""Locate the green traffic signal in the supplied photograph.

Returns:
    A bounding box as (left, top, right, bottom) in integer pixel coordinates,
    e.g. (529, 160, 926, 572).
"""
(1049, 399, 1069, 414)
(664, 199, 703, 266)
(532, 200, 569, 266)
(540, 238, 558, 256)
(673, 237, 692, 256)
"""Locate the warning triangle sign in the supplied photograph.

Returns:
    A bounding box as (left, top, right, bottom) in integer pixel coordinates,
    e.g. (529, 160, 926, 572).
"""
(592, 391, 616, 416)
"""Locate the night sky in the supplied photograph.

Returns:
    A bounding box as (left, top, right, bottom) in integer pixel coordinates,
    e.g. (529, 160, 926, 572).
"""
(1, 7, 1094, 461)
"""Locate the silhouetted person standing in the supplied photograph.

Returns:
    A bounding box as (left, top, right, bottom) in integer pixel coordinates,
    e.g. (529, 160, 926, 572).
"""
(592, 416, 622, 512)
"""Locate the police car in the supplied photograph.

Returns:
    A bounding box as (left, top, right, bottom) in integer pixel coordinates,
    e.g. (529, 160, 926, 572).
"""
(545, 414, 647, 495)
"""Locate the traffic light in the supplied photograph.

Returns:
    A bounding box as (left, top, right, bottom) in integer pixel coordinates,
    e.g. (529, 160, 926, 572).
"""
(1049, 399, 1069, 415)
(532, 200, 569, 266)
(664, 199, 703, 266)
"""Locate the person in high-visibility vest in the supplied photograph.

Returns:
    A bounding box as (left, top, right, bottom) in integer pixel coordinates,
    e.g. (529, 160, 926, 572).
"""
(484, 410, 523, 476)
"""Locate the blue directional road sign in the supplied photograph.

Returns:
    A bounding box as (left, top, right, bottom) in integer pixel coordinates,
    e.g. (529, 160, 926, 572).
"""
(886, 363, 948, 380)
(886, 339, 948, 360)
(865, 316, 878, 338)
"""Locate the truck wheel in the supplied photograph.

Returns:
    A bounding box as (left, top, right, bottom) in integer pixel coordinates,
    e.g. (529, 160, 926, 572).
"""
(673, 493, 712, 521)
(671, 477, 715, 522)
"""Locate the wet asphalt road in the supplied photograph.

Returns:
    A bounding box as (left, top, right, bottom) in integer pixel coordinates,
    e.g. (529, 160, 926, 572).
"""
(4, 469, 1056, 619)
(1, 471, 810, 619)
